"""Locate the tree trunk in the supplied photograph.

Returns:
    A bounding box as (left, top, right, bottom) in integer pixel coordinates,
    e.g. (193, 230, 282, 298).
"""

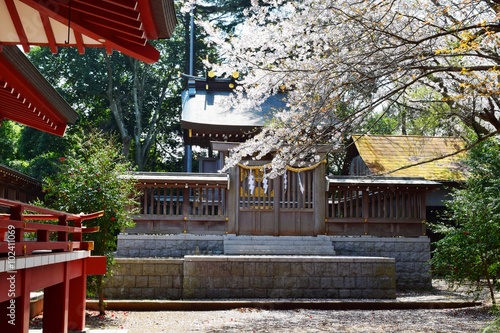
(96, 275, 106, 315)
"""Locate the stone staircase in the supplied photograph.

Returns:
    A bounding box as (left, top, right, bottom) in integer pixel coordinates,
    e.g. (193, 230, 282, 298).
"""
(223, 234, 335, 256)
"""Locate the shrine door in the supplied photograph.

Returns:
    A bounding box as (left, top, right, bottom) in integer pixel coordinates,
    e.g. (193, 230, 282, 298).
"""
(236, 165, 316, 236)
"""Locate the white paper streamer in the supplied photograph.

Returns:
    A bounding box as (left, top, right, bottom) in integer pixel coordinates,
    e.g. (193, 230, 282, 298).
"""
(262, 169, 268, 194)
(283, 173, 288, 192)
(298, 172, 304, 194)
(248, 170, 255, 195)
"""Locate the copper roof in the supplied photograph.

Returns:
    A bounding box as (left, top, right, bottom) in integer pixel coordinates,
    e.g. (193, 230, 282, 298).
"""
(0, 0, 177, 64)
(181, 75, 287, 147)
(352, 135, 467, 181)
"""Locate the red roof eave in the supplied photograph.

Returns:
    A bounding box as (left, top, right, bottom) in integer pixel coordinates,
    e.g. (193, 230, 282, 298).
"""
(0, 45, 78, 136)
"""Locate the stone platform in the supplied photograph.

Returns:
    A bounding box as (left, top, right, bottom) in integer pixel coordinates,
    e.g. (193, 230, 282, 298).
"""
(105, 255, 396, 300)
(115, 234, 431, 290)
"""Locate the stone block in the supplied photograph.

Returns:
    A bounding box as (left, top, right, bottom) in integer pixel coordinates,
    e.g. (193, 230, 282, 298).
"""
(160, 276, 172, 288)
(173, 275, 183, 289)
(142, 288, 155, 299)
(350, 289, 365, 298)
(106, 275, 123, 288)
(230, 262, 244, 276)
(320, 277, 332, 289)
(143, 263, 156, 275)
(308, 277, 321, 288)
(243, 262, 256, 276)
(129, 263, 143, 276)
(323, 289, 339, 298)
(338, 263, 351, 277)
(344, 277, 356, 289)
(301, 262, 316, 276)
(135, 276, 148, 288)
(254, 262, 270, 277)
(339, 289, 350, 298)
(128, 288, 142, 299)
(122, 275, 136, 288)
(148, 276, 161, 288)
(153, 264, 168, 275)
(128, 249, 140, 256)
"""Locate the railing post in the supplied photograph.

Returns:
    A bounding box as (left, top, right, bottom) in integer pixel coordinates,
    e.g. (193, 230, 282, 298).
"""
(227, 166, 238, 234)
(420, 191, 427, 236)
(58, 215, 68, 243)
(314, 160, 326, 235)
(362, 188, 369, 235)
(11, 205, 23, 243)
(182, 186, 190, 232)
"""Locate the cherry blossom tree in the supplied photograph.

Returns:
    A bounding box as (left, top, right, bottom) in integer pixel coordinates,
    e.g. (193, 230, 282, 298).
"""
(192, 0, 500, 177)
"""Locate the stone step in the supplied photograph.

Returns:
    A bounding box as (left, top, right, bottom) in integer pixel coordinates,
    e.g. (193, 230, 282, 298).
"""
(223, 235, 335, 256)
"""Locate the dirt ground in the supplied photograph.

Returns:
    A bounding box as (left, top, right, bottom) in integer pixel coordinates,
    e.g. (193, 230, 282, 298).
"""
(30, 281, 500, 332)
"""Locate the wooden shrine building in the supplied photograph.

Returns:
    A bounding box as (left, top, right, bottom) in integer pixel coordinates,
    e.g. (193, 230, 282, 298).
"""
(111, 77, 469, 296)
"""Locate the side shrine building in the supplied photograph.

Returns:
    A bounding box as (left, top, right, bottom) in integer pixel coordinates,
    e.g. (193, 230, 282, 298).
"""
(109, 75, 467, 300)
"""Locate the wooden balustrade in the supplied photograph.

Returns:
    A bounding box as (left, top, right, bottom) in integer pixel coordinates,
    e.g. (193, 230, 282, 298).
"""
(325, 177, 439, 237)
(0, 198, 102, 256)
(124, 173, 440, 237)
(127, 172, 229, 234)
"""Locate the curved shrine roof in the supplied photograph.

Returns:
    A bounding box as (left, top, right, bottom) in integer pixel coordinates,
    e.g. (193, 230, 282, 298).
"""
(181, 76, 287, 147)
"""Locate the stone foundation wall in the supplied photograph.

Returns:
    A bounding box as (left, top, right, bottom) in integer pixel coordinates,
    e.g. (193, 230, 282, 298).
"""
(183, 255, 396, 299)
(332, 236, 431, 290)
(105, 256, 396, 300)
(114, 234, 431, 291)
(105, 258, 184, 299)
(116, 234, 224, 258)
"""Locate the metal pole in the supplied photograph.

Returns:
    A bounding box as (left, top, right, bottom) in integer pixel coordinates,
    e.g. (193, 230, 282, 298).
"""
(186, 6, 195, 172)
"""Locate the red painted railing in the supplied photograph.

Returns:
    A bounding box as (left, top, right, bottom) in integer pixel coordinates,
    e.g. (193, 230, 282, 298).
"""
(0, 198, 102, 256)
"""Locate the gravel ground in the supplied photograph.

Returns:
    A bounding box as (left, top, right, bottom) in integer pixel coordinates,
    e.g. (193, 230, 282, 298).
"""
(75, 306, 496, 333)
(30, 281, 499, 333)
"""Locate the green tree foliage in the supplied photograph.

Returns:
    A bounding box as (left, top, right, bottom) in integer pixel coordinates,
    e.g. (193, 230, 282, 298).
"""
(0, 121, 19, 163)
(26, 41, 184, 172)
(13, 1, 256, 175)
(431, 138, 500, 306)
(42, 131, 139, 314)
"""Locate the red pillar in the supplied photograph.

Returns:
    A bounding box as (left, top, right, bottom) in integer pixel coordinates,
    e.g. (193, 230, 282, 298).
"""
(0, 270, 30, 333)
(43, 262, 70, 333)
(68, 262, 87, 331)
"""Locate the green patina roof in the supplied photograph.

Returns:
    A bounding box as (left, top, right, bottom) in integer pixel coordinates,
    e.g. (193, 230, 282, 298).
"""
(352, 135, 467, 181)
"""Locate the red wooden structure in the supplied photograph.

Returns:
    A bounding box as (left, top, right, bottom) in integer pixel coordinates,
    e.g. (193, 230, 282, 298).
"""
(0, 2, 177, 332)
(0, 198, 106, 332)
(0, 0, 177, 64)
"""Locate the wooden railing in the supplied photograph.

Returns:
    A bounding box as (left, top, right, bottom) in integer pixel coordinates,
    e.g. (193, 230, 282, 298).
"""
(0, 198, 102, 256)
(325, 177, 439, 237)
(127, 173, 229, 234)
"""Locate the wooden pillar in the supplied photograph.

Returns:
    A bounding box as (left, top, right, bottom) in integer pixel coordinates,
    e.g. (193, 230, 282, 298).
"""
(362, 188, 370, 235)
(58, 215, 68, 242)
(420, 191, 427, 236)
(68, 260, 87, 331)
(273, 176, 281, 236)
(227, 165, 239, 234)
(313, 161, 326, 235)
(0, 270, 30, 333)
(43, 262, 69, 333)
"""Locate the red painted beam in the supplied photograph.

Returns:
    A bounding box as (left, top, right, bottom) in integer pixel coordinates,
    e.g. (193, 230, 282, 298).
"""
(40, 12, 58, 53)
(85, 256, 107, 275)
(20, 0, 160, 63)
(137, 0, 160, 39)
(4, 0, 30, 52)
(0, 257, 105, 303)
